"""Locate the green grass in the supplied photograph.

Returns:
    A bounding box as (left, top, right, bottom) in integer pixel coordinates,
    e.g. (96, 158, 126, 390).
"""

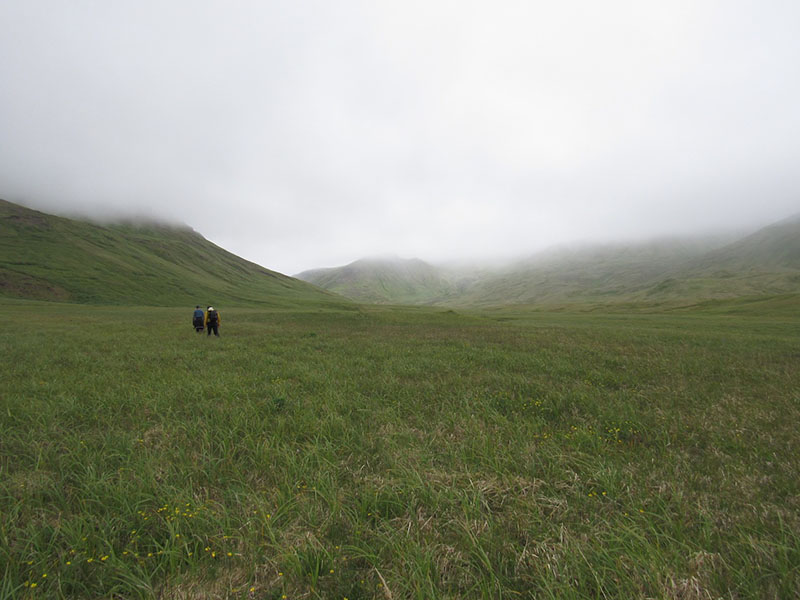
(296, 258, 455, 305)
(2, 299, 799, 598)
(0, 199, 347, 308)
(298, 218, 800, 308)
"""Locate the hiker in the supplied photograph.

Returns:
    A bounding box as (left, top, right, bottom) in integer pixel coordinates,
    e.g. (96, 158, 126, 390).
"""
(205, 306, 221, 337)
(192, 305, 205, 333)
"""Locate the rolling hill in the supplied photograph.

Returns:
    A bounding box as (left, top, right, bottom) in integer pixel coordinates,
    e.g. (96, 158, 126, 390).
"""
(0, 199, 349, 308)
(449, 236, 735, 306)
(297, 215, 800, 307)
(296, 256, 455, 304)
(684, 213, 800, 272)
(630, 213, 800, 302)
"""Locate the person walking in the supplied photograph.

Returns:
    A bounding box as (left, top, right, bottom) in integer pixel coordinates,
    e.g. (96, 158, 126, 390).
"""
(205, 306, 221, 337)
(192, 305, 205, 333)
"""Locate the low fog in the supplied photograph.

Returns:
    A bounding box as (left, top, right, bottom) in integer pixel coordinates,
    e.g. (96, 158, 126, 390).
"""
(1, 1, 799, 275)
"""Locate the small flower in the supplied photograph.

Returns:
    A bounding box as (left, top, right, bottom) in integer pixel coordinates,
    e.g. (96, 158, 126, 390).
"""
(66, 561, 72, 565)
(30, 583, 38, 589)
(87, 558, 94, 563)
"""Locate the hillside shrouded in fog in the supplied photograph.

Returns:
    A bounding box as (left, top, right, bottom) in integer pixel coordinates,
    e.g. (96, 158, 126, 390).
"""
(295, 213, 800, 306)
(1, 1, 799, 275)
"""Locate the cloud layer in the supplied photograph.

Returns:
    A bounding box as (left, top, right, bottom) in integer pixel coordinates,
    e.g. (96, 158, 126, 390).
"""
(2, 1, 798, 273)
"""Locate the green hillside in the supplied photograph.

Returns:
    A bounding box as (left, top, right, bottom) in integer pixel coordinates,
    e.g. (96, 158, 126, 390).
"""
(450, 236, 735, 307)
(635, 215, 800, 302)
(689, 213, 800, 271)
(296, 256, 456, 304)
(459, 220, 800, 307)
(0, 199, 349, 308)
(296, 214, 800, 308)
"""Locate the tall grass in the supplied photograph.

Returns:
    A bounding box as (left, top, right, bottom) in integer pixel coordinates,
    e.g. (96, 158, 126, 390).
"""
(2, 301, 799, 598)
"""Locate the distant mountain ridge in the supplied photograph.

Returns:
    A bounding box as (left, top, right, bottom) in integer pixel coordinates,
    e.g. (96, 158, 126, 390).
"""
(7, 197, 797, 309)
(296, 256, 456, 305)
(0, 199, 348, 308)
(685, 213, 800, 272)
(296, 214, 800, 307)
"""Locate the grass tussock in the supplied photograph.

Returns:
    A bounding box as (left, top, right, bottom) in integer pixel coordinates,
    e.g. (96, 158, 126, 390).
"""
(1, 301, 799, 598)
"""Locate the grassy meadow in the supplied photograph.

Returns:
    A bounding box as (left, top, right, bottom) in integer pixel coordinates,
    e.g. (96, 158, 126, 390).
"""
(2, 298, 799, 599)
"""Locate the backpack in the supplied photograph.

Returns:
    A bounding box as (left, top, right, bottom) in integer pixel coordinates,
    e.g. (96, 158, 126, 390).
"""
(207, 309, 218, 324)
(193, 309, 204, 319)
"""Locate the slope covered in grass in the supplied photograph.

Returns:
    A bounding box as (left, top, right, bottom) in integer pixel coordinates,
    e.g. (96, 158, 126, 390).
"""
(300, 214, 800, 307)
(296, 256, 456, 304)
(0, 199, 348, 308)
(687, 212, 800, 272)
(457, 217, 800, 307)
(450, 237, 732, 307)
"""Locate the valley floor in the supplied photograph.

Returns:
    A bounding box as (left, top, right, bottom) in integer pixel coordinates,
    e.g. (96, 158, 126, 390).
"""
(2, 299, 799, 598)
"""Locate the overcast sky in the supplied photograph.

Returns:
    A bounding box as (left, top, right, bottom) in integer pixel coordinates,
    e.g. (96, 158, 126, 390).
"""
(1, 1, 799, 274)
